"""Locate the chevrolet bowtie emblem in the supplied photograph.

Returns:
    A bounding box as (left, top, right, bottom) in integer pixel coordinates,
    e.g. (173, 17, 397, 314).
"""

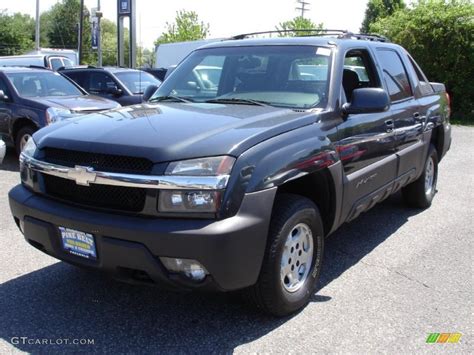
(67, 165, 97, 186)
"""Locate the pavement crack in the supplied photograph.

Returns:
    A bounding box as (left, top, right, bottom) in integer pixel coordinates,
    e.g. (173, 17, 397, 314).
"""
(332, 247, 433, 290)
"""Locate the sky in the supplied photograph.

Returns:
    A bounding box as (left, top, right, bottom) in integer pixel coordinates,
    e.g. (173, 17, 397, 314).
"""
(2, 0, 369, 50)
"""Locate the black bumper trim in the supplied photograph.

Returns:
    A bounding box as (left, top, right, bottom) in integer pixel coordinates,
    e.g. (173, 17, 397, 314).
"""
(9, 185, 277, 291)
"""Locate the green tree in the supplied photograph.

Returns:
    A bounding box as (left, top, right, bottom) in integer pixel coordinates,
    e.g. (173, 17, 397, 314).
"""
(155, 10, 210, 45)
(43, 0, 95, 63)
(45, 0, 84, 49)
(0, 10, 35, 55)
(276, 16, 323, 37)
(360, 0, 406, 33)
(370, 0, 474, 123)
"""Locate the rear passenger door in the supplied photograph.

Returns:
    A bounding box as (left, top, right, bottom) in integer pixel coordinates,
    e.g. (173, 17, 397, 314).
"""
(375, 49, 424, 180)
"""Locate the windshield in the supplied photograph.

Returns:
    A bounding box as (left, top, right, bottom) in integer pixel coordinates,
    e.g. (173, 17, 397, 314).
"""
(115, 71, 161, 94)
(151, 45, 332, 109)
(6, 71, 83, 97)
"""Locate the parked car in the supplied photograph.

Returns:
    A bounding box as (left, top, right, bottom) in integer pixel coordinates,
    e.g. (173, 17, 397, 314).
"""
(0, 54, 74, 71)
(0, 66, 120, 153)
(9, 31, 451, 316)
(59, 67, 161, 106)
(141, 67, 168, 82)
(155, 39, 223, 69)
(0, 138, 5, 164)
(25, 48, 78, 66)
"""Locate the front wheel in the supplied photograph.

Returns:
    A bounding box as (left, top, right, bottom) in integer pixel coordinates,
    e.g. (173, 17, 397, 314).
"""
(15, 126, 36, 156)
(402, 144, 438, 208)
(245, 193, 324, 316)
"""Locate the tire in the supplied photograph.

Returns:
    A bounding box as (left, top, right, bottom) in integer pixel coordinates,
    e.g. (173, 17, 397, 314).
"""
(245, 193, 324, 317)
(15, 126, 36, 156)
(402, 144, 438, 208)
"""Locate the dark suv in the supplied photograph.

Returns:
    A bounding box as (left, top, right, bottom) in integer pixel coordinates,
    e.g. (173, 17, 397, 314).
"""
(59, 67, 161, 106)
(0, 66, 120, 153)
(9, 31, 451, 316)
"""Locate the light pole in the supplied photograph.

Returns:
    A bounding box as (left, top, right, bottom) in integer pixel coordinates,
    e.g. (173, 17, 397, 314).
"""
(97, 0, 102, 66)
(78, 0, 84, 64)
(35, 0, 40, 51)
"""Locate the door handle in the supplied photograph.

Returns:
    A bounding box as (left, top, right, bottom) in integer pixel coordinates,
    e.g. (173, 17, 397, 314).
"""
(385, 119, 394, 132)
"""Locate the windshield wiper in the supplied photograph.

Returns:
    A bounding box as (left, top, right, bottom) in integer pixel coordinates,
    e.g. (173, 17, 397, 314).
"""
(149, 95, 194, 103)
(204, 98, 271, 107)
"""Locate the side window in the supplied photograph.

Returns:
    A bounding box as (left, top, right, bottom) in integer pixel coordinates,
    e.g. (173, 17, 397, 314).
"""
(50, 58, 63, 71)
(63, 72, 86, 90)
(342, 49, 379, 102)
(89, 72, 117, 94)
(407, 55, 434, 96)
(376, 49, 413, 102)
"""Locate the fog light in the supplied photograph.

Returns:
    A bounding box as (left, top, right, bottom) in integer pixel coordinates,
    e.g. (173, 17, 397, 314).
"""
(159, 257, 208, 281)
(19, 220, 25, 234)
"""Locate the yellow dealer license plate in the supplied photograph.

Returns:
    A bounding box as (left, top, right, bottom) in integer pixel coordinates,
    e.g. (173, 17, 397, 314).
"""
(59, 227, 97, 260)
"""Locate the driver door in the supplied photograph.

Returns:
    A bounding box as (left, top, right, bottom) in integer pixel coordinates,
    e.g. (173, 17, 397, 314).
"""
(336, 48, 398, 222)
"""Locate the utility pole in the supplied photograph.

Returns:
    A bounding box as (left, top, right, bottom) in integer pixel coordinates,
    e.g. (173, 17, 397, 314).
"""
(35, 0, 40, 51)
(97, 0, 102, 66)
(78, 0, 84, 64)
(296, 0, 310, 18)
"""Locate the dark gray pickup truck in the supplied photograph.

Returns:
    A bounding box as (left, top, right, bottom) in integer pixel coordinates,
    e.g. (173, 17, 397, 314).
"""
(9, 31, 451, 316)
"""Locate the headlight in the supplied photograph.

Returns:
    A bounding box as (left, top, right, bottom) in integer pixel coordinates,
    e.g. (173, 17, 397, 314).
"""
(21, 137, 37, 158)
(46, 107, 78, 125)
(159, 156, 235, 214)
(165, 156, 235, 176)
(20, 138, 37, 189)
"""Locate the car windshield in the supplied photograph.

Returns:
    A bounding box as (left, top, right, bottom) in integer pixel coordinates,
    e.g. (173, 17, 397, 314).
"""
(115, 71, 161, 94)
(6, 71, 82, 97)
(151, 45, 332, 109)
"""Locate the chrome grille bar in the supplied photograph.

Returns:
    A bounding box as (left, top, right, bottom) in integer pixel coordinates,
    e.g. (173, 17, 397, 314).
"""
(21, 154, 230, 190)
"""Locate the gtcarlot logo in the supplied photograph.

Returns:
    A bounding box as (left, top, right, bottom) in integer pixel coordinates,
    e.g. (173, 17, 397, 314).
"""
(10, 337, 95, 346)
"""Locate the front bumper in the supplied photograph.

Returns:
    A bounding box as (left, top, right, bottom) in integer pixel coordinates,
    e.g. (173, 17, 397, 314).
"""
(9, 185, 276, 291)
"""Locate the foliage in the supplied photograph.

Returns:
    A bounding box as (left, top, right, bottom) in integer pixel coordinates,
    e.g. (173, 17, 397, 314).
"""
(155, 10, 210, 45)
(370, 0, 474, 123)
(0, 10, 35, 55)
(276, 16, 323, 37)
(360, 0, 406, 33)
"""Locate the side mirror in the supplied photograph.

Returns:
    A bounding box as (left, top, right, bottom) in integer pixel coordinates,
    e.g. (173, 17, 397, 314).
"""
(0, 90, 9, 101)
(107, 87, 123, 97)
(142, 85, 159, 102)
(342, 88, 390, 117)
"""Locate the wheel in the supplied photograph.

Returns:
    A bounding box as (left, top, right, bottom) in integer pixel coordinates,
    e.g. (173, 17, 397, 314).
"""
(15, 126, 36, 155)
(245, 193, 324, 316)
(402, 144, 438, 208)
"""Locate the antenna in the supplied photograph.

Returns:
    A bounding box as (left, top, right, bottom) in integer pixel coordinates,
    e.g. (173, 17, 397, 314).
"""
(296, 0, 310, 18)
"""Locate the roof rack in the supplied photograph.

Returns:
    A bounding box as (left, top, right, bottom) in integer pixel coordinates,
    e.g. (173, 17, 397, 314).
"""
(231, 29, 390, 42)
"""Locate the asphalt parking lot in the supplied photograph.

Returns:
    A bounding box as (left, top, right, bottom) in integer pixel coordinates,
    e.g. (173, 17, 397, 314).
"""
(0, 125, 472, 353)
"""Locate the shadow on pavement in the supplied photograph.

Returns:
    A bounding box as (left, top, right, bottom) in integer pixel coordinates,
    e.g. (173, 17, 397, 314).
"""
(0, 193, 421, 353)
(0, 149, 19, 172)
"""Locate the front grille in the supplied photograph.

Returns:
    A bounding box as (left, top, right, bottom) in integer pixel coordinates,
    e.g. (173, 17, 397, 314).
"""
(43, 148, 153, 174)
(43, 175, 146, 212)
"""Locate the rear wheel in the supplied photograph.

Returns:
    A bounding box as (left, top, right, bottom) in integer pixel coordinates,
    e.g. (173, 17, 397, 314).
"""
(15, 126, 36, 155)
(402, 144, 438, 208)
(245, 193, 324, 316)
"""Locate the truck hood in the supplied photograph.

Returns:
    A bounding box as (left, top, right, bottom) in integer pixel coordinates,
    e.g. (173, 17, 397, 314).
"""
(29, 95, 119, 112)
(34, 103, 317, 163)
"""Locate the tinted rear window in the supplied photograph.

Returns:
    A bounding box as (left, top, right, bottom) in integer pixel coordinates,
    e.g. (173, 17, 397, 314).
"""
(376, 49, 412, 102)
